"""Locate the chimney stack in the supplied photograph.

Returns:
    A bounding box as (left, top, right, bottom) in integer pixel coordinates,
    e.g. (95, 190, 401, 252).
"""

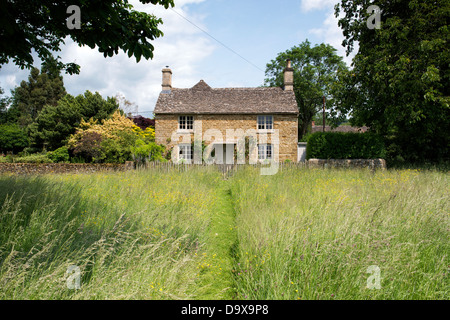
(162, 67, 172, 92)
(283, 59, 294, 91)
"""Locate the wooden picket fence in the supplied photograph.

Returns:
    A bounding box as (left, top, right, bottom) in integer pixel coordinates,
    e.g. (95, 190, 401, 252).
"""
(133, 159, 386, 177)
(134, 161, 308, 178)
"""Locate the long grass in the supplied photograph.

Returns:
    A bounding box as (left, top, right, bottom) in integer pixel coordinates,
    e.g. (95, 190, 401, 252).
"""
(229, 167, 449, 299)
(0, 167, 224, 299)
(0, 166, 448, 299)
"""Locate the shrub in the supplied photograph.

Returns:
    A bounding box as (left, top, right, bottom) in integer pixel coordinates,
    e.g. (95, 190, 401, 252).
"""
(15, 154, 53, 163)
(21, 147, 41, 154)
(131, 139, 165, 165)
(97, 138, 130, 164)
(68, 110, 157, 163)
(306, 132, 386, 159)
(47, 146, 70, 163)
(0, 155, 10, 163)
(133, 126, 155, 143)
(72, 131, 103, 163)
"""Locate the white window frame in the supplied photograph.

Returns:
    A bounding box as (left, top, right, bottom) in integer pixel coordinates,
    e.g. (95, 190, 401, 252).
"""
(258, 144, 273, 161)
(178, 144, 193, 163)
(257, 115, 274, 132)
(178, 115, 194, 132)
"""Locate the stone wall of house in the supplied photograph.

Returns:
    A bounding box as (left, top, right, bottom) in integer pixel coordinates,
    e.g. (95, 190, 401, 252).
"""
(0, 163, 132, 175)
(155, 114, 298, 162)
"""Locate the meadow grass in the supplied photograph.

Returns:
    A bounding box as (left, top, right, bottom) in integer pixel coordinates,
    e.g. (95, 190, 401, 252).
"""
(0, 167, 228, 299)
(229, 167, 449, 300)
(0, 166, 448, 299)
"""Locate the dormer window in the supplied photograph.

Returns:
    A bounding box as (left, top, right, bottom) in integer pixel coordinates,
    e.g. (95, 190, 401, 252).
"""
(179, 115, 194, 131)
(257, 115, 273, 131)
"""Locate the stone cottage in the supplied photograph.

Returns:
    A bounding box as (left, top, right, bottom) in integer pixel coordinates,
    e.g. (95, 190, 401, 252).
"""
(154, 60, 299, 164)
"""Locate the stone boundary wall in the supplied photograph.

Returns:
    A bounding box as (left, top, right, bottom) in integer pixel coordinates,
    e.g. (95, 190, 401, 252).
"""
(0, 163, 130, 175)
(307, 158, 386, 169)
(0, 159, 386, 175)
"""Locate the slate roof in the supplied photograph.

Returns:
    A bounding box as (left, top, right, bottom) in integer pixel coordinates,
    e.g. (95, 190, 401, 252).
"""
(154, 80, 299, 115)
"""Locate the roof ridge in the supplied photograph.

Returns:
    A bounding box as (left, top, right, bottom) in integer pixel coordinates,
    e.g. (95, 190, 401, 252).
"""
(171, 86, 283, 91)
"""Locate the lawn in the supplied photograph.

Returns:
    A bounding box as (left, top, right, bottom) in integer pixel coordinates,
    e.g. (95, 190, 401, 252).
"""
(0, 166, 448, 299)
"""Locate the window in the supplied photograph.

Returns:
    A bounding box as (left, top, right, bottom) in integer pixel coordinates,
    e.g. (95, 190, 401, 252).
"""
(258, 144, 272, 160)
(257, 115, 273, 130)
(179, 144, 193, 161)
(179, 116, 194, 131)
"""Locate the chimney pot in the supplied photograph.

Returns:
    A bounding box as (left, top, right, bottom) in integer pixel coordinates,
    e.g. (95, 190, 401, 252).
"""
(287, 59, 292, 68)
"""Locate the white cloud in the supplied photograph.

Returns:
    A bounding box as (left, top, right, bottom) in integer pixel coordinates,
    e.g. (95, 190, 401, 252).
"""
(6, 75, 17, 88)
(300, 0, 338, 12)
(0, 64, 29, 96)
(306, 5, 356, 66)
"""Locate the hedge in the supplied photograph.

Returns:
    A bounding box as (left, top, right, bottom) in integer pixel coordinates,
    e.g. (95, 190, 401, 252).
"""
(306, 132, 386, 160)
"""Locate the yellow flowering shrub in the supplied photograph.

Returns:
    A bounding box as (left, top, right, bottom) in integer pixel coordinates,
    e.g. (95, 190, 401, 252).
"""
(132, 125, 155, 142)
(68, 111, 161, 163)
(68, 110, 135, 147)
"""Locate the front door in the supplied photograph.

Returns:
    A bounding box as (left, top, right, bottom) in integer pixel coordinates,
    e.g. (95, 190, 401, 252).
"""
(214, 143, 235, 164)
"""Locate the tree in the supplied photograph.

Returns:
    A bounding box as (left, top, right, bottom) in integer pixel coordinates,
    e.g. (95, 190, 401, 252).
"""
(0, 86, 9, 124)
(8, 58, 66, 126)
(0, 0, 175, 75)
(265, 40, 348, 138)
(130, 115, 155, 130)
(334, 0, 450, 162)
(28, 91, 118, 150)
(0, 123, 29, 153)
(115, 93, 138, 116)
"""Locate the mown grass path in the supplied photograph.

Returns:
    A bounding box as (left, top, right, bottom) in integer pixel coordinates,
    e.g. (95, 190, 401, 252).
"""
(193, 181, 238, 299)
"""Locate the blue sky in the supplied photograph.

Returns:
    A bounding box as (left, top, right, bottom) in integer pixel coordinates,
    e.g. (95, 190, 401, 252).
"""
(0, 0, 351, 116)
